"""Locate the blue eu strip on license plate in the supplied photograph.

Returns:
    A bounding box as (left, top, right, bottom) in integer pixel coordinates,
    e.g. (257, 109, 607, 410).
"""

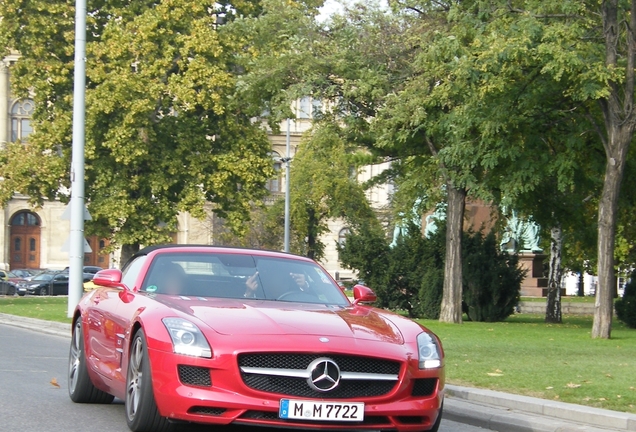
(279, 399, 364, 421)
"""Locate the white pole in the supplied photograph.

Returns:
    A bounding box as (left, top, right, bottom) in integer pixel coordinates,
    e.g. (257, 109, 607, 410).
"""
(284, 118, 291, 253)
(67, 0, 87, 318)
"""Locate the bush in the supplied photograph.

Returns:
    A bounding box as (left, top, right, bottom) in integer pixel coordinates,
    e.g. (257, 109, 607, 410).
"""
(418, 267, 444, 319)
(462, 230, 523, 322)
(616, 272, 636, 328)
(339, 220, 522, 322)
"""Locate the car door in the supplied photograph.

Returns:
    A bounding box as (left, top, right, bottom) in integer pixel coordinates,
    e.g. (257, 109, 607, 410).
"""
(0, 271, 7, 295)
(86, 256, 149, 395)
(51, 274, 69, 295)
(85, 283, 127, 392)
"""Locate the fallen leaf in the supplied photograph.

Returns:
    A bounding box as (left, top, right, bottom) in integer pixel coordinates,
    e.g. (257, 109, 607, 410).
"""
(599, 398, 606, 401)
(546, 386, 554, 390)
(554, 395, 560, 400)
(617, 395, 622, 398)
(50, 378, 60, 389)
(566, 383, 581, 389)
(487, 373, 504, 377)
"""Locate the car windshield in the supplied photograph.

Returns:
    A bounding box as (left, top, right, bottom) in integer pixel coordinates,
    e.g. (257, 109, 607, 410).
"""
(141, 252, 349, 306)
(33, 273, 54, 281)
(7, 272, 17, 278)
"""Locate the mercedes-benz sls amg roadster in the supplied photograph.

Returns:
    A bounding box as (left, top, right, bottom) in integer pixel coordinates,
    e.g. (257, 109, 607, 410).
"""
(68, 245, 445, 431)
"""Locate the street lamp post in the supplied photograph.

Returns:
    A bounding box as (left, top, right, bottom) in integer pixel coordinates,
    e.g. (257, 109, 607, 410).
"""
(284, 118, 291, 253)
(67, 0, 87, 318)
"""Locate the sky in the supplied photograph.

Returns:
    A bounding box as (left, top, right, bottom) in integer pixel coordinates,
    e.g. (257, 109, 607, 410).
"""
(317, 0, 349, 22)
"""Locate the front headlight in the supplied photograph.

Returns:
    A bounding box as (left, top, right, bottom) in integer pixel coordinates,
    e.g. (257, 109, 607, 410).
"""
(162, 317, 212, 359)
(417, 332, 442, 369)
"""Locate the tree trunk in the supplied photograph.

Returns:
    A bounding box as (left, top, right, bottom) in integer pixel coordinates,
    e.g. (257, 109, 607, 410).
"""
(592, 0, 636, 338)
(593, 129, 630, 338)
(120, 244, 140, 267)
(306, 207, 316, 260)
(577, 270, 584, 297)
(545, 225, 563, 323)
(439, 183, 466, 323)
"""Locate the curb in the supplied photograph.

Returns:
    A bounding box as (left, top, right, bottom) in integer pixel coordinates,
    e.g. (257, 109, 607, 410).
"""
(446, 385, 636, 432)
(0, 312, 71, 339)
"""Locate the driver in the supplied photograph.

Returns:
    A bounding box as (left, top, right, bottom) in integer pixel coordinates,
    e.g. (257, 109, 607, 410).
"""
(243, 271, 309, 299)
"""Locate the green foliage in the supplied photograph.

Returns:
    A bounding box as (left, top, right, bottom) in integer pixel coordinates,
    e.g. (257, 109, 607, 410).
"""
(615, 272, 636, 329)
(337, 221, 391, 301)
(340, 221, 522, 322)
(0, 0, 282, 248)
(290, 122, 376, 260)
(462, 230, 524, 322)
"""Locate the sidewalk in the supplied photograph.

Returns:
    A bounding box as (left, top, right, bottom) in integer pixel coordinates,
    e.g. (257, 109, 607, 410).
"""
(445, 385, 636, 431)
(0, 312, 71, 338)
(1, 312, 635, 431)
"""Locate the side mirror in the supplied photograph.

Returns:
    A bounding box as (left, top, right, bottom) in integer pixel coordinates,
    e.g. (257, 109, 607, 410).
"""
(93, 269, 125, 289)
(352, 284, 377, 305)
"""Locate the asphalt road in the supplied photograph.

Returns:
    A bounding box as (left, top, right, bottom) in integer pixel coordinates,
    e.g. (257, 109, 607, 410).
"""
(0, 324, 492, 432)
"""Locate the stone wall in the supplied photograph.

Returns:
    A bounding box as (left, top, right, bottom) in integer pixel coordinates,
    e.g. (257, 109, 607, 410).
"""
(517, 300, 613, 316)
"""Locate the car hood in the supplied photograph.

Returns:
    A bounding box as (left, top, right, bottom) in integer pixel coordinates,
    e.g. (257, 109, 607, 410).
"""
(153, 296, 405, 345)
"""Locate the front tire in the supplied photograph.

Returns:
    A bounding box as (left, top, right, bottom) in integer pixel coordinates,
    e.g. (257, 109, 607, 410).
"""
(68, 320, 115, 404)
(125, 329, 172, 432)
(40, 287, 48, 296)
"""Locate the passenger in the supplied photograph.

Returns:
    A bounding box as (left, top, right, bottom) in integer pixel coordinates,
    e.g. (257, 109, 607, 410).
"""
(159, 263, 187, 295)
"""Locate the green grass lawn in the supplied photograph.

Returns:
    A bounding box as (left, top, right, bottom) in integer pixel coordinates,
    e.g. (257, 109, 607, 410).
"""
(520, 296, 597, 303)
(1, 296, 635, 413)
(421, 314, 636, 413)
(0, 296, 72, 323)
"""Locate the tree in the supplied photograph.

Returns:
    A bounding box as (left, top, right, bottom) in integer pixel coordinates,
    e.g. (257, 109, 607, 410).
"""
(0, 0, 282, 255)
(290, 122, 376, 260)
(462, 0, 636, 337)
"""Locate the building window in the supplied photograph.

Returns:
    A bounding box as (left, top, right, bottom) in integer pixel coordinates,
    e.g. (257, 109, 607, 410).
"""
(11, 99, 35, 142)
(338, 228, 350, 246)
(266, 151, 282, 193)
(297, 97, 322, 120)
(11, 211, 40, 226)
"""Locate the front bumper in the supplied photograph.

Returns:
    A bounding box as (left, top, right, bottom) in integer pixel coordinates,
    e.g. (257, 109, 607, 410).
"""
(148, 345, 444, 431)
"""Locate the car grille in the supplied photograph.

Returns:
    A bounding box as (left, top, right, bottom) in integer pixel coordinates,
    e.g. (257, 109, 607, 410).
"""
(178, 365, 211, 387)
(239, 353, 400, 375)
(238, 353, 401, 399)
(411, 378, 438, 397)
(188, 406, 226, 416)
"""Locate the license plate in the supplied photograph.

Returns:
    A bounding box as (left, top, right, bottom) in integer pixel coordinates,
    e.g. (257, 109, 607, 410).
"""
(279, 399, 364, 421)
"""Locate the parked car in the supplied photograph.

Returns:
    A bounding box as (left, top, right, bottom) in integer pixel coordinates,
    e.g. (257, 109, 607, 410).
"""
(20, 272, 70, 296)
(0, 270, 27, 295)
(10, 268, 41, 280)
(62, 266, 104, 281)
(68, 245, 445, 432)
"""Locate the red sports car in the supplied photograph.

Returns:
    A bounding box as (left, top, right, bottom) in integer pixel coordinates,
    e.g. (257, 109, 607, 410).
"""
(68, 245, 445, 431)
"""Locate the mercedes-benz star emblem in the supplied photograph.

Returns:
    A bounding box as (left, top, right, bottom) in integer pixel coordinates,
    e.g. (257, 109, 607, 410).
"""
(307, 358, 341, 392)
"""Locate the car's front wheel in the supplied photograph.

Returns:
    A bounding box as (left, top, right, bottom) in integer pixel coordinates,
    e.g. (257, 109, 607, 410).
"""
(68, 320, 115, 404)
(126, 329, 172, 432)
(39, 287, 48, 296)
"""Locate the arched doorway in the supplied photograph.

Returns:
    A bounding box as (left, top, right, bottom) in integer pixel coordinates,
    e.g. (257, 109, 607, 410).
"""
(10, 211, 41, 270)
(84, 236, 110, 268)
